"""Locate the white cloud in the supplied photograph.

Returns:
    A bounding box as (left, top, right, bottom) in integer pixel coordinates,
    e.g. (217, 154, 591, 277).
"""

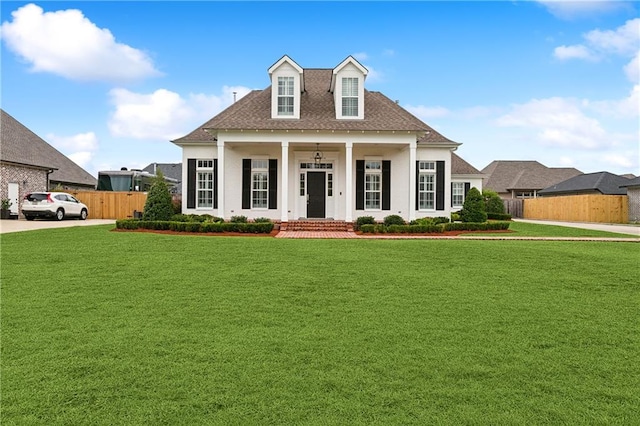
(624, 51, 640, 83)
(405, 105, 450, 120)
(352, 52, 368, 61)
(0, 3, 160, 82)
(554, 44, 598, 61)
(363, 64, 383, 83)
(603, 153, 635, 169)
(536, 1, 632, 20)
(587, 84, 640, 118)
(496, 97, 609, 149)
(108, 86, 252, 140)
(584, 18, 640, 55)
(46, 131, 99, 168)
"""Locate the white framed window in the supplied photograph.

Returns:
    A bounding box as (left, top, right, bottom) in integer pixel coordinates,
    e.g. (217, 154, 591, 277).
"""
(342, 77, 358, 117)
(418, 161, 435, 210)
(328, 173, 333, 197)
(252, 159, 269, 209)
(365, 160, 381, 210)
(196, 160, 214, 208)
(299, 173, 305, 196)
(277, 76, 294, 116)
(452, 182, 464, 207)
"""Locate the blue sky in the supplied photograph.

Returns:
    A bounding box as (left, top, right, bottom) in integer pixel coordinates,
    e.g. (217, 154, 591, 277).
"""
(1, 1, 638, 177)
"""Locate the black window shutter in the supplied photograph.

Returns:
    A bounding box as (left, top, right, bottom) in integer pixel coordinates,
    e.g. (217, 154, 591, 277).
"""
(355, 160, 364, 210)
(451, 182, 454, 207)
(415, 161, 420, 211)
(268, 159, 277, 210)
(436, 160, 445, 211)
(464, 182, 471, 196)
(213, 159, 218, 209)
(382, 160, 391, 210)
(242, 159, 251, 209)
(187, 159, 196, 209)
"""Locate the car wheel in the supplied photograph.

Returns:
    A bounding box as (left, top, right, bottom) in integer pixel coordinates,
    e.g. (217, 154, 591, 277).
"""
(25, 215, 35, 221)
(55, 209, 65, 221)
(80, 209, 88, 220)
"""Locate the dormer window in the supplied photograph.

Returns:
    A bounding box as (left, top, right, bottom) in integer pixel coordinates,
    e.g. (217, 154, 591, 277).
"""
(277, 76, 294, 116)
(331, 56, 368, 120)
(268, 55, 303, 119)
(342, 77, 359, 117)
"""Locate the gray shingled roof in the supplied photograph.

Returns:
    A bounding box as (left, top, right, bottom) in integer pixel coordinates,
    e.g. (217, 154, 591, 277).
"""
(173, 68, 458, 145)
(451, 152, 482, 175)
(1, 109, 97, 187)
(142, 163, 182, 183)
(620, 176, 640, 188)
(538, 172, 632, 195)
(482, 160, 582, 193)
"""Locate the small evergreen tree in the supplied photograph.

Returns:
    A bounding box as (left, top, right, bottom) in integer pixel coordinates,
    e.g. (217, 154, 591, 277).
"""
(142, 170, 174, 221)
(460, 187, 487, 223)
(483, 189, 506, 214)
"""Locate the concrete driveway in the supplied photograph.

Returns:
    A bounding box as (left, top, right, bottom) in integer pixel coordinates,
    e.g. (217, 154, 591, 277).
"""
(0, 218, 116, 234)
(513, 219, 640, 236)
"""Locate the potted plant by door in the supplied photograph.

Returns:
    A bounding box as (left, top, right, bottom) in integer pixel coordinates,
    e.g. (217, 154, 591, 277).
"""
(1, 199, 12, 219)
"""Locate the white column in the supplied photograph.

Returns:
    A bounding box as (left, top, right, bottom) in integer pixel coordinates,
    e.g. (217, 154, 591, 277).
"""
(217, 140, 225, 219)
(409, 141, 417, 221)
(281, 141, 289, 223)
(345, 141, 353, 222)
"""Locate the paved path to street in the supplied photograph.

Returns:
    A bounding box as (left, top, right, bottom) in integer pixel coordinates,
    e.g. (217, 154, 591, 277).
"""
(0, 219, 116, 234)
(513, 218, 640, 236)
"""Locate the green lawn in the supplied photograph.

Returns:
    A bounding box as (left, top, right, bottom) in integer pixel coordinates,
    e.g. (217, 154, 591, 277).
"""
(1, 226, 638, 424)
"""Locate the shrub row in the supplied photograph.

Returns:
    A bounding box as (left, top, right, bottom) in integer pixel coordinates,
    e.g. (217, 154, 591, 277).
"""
(445, 221, 511, 231)
(487, 213, 512, 221)
(359, 221, 511, 234)
(116, 219, 274, 234)
(360, 224, 445, 234)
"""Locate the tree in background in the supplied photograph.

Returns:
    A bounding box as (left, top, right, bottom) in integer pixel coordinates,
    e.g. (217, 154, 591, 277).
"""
(142, 170, 174, 221)
(483, 189, 506, 214)
(460, 187, 488, 223)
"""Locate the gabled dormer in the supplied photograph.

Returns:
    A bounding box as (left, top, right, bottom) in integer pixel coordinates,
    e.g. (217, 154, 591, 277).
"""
(330, 56, 368, 120)
(268, 55, 304, 119)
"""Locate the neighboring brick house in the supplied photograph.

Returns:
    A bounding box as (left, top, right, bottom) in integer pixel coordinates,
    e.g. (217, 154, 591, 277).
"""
(172, 55, 481, 223)
(482, 160, 582, 199)
(1, 109, 96, 217)
(621, 176, 640, 223)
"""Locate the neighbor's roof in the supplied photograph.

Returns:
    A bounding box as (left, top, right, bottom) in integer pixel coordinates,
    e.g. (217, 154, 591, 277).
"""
(451, 152, 482, 175)
(620, 176, 640, 188)
(142, 163, 182, 183)
(0, 109, 96, 187)
(538, 171, 632, 196)
(173, 68, 457, 145)
(482, 160, 582, 193)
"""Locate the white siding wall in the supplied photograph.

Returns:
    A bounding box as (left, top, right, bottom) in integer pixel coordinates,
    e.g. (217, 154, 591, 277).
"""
(182, 132, 457, 222)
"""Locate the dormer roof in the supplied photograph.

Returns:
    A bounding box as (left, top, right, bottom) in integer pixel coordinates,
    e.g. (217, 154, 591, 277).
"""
(330, 56, 368, 93)
(268, 55, 304, 88)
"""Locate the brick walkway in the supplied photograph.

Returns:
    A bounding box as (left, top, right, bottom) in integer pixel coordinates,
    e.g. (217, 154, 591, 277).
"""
(275, 231, 639, 242)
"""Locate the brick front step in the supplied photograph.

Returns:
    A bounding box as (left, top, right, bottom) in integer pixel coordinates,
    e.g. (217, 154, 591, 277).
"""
(281, 220, 353, 232)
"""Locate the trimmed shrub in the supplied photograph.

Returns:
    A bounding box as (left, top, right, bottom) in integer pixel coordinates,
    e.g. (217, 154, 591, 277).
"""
(383, 215, 405, 226)
(487, 213, 512, 221)
(484, 190, 506, 215)
(460, 187, 487, 223)
(230, 215, 248, 223)
(445, 221, 510, 231)
(142, 171, 174, 221)
(433, 216, 450, 225)
(254, 217, 272, 223)
(116, 219, 273, 234)
(451, 212, 461, 222)
(355, 216, 376, 230)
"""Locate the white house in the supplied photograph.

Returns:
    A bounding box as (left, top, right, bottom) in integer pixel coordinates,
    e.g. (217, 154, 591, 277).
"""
(172, 55, 482, 224)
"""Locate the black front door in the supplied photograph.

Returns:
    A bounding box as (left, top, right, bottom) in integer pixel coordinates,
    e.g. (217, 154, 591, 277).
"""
(307, 172, 326, 218)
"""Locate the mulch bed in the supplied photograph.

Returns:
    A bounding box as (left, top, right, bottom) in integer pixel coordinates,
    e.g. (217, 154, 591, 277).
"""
(112, 228, 514, 238)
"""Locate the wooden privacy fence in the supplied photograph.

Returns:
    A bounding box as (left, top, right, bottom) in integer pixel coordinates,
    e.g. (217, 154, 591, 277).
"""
(524, 195, 628, 223)
(503, 199, 524, 218)
(70, 191, 147, 220)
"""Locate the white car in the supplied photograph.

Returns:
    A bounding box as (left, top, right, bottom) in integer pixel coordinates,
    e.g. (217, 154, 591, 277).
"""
(22, 192, 88, 221)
